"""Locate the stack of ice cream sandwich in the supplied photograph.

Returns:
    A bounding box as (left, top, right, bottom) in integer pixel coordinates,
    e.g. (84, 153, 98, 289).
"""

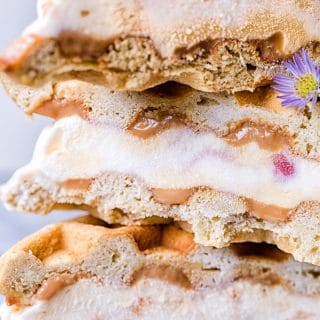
(0, 1, 320, 319)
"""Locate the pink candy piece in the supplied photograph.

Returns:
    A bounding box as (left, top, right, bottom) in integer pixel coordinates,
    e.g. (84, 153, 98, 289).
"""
(273, 154, 295, 177)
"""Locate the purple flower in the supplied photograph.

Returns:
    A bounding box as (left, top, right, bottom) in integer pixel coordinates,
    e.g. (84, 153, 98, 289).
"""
(272, 49, 320, 109)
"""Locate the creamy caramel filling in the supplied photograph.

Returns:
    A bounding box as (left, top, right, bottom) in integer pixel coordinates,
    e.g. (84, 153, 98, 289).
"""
(31, 98, 294, 191)
(60, 179, 92, 191)
(151, 188, 195, 205)
(6, 296, 25, 312)
(4, 298, 22, 313)
(150, 187, 292, 223)
(128, 113, 184, 139)
(1, 32, 314, 74)
(30, 115, 317, 214)
(30, 88, 290, 155)
(256, 32, 285, 62)
(59, 174, 294, 223)
(36, 275, 76, 301)
(55, 33, 291, 62)
(5, 297, 19, 307)
(234, 87, 290, 113)
(57, 31, 108, 59)
(0, 34, 44, 71)
(246, 198, 293, 223)
(34, 99, 88, 120)
(224, 122, 290, 152)
(131, 265, 192, 290)
(128, 107, 292, 155)
(34, 97, 292, 157)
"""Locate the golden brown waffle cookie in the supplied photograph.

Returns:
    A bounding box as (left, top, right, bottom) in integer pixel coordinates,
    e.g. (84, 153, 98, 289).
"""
(2, 80, 320, 265)
(1, 0, 320, 92)
(1, 217, 320, 319)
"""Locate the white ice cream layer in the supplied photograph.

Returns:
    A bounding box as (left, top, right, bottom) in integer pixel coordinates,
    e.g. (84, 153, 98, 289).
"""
(1, 278, 320, 320)
(19, 115, 320, 208)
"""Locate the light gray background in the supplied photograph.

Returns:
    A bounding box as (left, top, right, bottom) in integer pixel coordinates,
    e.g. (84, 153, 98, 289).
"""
(0, 1, 80, 254)
(0, 0, 42, 173)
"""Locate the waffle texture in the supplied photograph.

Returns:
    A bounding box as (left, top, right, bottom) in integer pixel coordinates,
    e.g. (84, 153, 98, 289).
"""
(2, 218, 320, 319)
(1, 0, 319, 92)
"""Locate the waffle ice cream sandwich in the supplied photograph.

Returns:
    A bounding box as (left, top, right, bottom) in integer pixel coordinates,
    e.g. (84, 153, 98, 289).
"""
(2, 0, 320, 319)
(1, 217, 320, 320)
(0, 0, 319, 93)
(2, 79, 320, 264)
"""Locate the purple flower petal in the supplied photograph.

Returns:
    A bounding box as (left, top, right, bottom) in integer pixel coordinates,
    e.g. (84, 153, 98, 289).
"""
(272, 49, 319, 109)
(293, 54, 305, 75)
(283, 61, 299, 77)
(273, 76, 295, 85)
(311, 94, 318, 109)
(301, 49, 317, 76)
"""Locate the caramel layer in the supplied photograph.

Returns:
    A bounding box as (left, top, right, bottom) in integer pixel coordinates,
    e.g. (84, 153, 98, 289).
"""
(234, 87, 288, 113)
(151, 187, 293, 223)
(5, 297, 22, 313)
(224, 121, 290, 152)
(0, 34, 44, 71)
(1, 32, 308, 75)
(128, 113, 183, 139)
(58, 31, 108, 59)
(60, 165, 296, 223)
(140, 186, 296, 223)
(6, 296, 18, 306)
(246, 198, 293, 223)
(151, 188, 195, 205)
(256, 32, 285, 62)
(129, 106, 292, 155)
(36, 275, 76, 301)
(132, 265, 192, 289)
(61, 179, 92, 191)
(57, 33, 289, 62)
(34, 99, 88, 120)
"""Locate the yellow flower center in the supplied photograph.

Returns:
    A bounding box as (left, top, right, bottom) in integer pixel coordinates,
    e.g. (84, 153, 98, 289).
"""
(295, 74, 318, 98)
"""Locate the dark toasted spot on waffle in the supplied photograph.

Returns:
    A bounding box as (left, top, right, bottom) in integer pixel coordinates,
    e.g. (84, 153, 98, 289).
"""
(231, 242, 290, 262)
(234, 266, 285, 287)
(146, 82, 192, 99)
